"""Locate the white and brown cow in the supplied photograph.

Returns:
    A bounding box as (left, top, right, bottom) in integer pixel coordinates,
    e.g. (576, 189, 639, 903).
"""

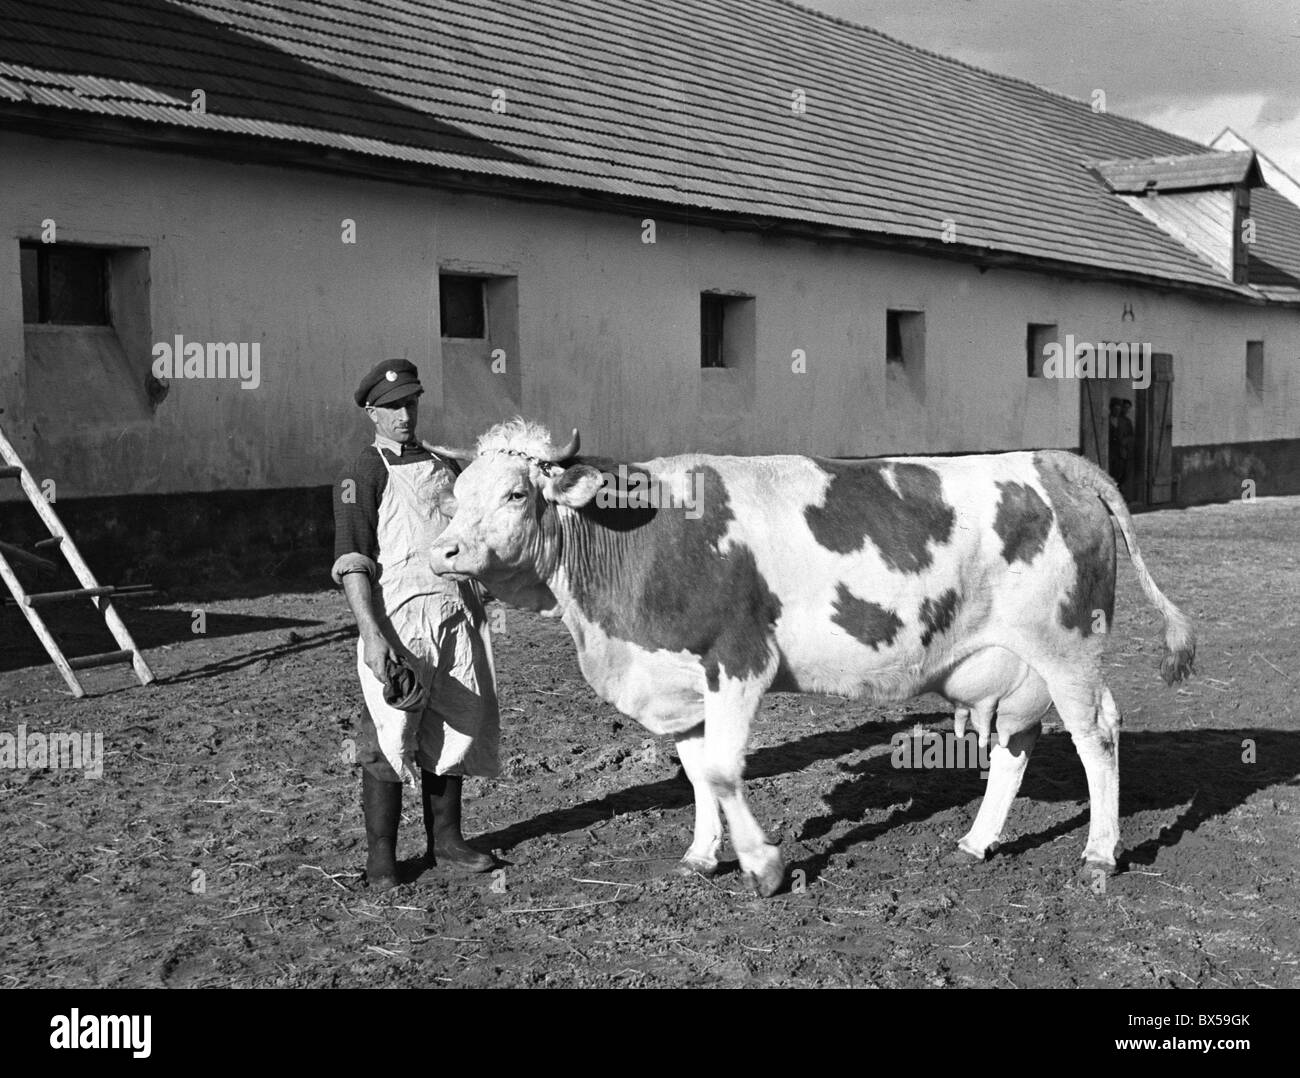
(428, 419, 1195, 896)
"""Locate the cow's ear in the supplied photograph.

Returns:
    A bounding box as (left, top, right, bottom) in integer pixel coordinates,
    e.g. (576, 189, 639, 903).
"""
(544, 464, 604, 508)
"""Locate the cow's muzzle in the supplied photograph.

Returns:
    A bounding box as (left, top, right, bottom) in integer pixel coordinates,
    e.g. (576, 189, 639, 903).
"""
(431, 538, 469, 579)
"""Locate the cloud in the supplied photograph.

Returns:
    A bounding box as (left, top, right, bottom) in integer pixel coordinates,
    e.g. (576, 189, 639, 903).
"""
(807, 0, 1299, 100)
(1256, 95, 1300, 128)
(799, 0, 1300, 182)
(1135, 95, 1300, 176)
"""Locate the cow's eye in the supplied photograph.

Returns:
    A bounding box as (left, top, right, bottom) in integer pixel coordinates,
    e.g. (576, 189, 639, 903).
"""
(507, 489, 528, 502)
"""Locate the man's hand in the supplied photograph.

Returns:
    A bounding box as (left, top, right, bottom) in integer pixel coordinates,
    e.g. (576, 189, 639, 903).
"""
(361, 631, 396, 684)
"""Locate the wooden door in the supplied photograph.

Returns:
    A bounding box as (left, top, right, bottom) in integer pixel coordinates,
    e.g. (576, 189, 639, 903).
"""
(1144, 353, 1174, 505)
(1079, 375, 1109, 473)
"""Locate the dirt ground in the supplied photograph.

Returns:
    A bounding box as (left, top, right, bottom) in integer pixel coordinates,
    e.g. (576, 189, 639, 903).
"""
(2, 495, 1298, 989)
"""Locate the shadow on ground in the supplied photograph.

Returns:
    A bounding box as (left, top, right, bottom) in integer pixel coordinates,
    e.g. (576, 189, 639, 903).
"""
(0, 603, 332, 674)
(479, 722, 1300, 885)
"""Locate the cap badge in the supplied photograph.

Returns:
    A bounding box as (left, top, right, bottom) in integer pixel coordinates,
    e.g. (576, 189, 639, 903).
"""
(385, 371, 398, 381)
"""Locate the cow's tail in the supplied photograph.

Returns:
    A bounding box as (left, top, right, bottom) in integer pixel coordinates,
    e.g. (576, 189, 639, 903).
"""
(1054, 453, 1197, 685)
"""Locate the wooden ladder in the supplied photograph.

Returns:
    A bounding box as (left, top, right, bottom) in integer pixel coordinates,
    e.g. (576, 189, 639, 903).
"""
(0, 425, 155, 697)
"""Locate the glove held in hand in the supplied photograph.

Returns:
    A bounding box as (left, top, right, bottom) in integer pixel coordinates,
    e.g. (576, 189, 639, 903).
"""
(382, 654, 427, 712)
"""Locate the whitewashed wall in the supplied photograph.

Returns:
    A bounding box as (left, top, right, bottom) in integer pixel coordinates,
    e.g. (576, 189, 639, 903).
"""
(1, 130, 1296, 498)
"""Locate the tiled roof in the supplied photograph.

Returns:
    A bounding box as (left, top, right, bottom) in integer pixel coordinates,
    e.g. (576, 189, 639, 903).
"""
(1251, 189, 1300, 301)
(1090, 150, 1265, 194)
(2, 0, 1298, 303)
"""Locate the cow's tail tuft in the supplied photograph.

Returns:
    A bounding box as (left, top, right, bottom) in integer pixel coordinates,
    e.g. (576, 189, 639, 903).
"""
(1054, 453, 1197, 684)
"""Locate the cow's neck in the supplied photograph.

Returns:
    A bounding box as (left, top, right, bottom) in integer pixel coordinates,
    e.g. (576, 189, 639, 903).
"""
(539, 491, 658, 624)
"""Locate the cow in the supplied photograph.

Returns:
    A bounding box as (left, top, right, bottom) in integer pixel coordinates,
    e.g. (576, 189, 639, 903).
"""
(427, 418, 1195, 897)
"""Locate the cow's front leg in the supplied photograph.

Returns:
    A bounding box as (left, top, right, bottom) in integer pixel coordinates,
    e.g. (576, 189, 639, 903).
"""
(672, 726, 721, 877)
(703, 671, 783, 897)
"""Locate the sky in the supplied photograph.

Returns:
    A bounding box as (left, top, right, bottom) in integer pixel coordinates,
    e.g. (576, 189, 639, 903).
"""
(800, 0, 1300, 177)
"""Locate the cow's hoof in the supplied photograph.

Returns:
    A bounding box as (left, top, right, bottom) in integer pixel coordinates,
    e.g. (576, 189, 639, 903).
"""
(952, 835, 996, 863)
(674, 857, 719, 879)
(1080, 858, 1119, 881)
(744, 863, 785, 898)
(946, 845, 986, 868)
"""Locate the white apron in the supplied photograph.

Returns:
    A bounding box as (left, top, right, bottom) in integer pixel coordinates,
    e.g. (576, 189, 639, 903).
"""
(356, 444, 499, 786)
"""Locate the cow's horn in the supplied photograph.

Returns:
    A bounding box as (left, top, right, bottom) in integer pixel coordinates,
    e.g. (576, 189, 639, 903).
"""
(550, 428, 580, 461)
(421, 440, 476, 462)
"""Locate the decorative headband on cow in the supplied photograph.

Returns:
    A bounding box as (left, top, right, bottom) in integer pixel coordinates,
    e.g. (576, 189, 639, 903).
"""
(421, 429, 580, 476)
(491, 447, 566, 476)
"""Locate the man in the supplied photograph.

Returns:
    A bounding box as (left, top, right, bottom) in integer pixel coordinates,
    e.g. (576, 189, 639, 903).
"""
(332, 358, 498, 889)
(1116, 399, 1137, 498)
(1107, 397, 1125, 484)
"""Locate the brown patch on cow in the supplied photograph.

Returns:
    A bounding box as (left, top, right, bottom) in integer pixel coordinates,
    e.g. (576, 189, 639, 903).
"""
(919, 588, 960, 648)
(805, 459, 955, 573)
(1032, 453, 1116, 636)
(832, 584, 902, 651)
(993, 481, 1053, 565)
(556, 461, 782, 692)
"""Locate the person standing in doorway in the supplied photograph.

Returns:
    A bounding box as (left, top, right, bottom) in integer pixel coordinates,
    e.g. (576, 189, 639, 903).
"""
(1107, 397, 1126, 485)
(1116, 399, 1137, 498)
(332, 359, 498, 889)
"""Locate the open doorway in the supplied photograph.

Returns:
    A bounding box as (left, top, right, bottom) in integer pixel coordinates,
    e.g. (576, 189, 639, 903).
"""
(1078, 353, 1174, 507)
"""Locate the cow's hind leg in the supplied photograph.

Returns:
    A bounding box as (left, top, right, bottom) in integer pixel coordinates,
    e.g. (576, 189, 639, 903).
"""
(673, 726, 722, 877)
(702, 674, 783, 897)
(1050, 676, 1121, 874)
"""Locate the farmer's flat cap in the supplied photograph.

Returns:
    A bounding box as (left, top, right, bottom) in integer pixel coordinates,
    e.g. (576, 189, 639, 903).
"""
(355, 358, 423, 407)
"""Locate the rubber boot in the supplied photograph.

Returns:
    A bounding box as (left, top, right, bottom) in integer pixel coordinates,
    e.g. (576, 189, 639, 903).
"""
(361, 769, 402, 890)
(422, 771, 493, 873)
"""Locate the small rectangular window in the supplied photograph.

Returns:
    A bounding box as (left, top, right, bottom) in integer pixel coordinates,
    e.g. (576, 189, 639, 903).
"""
(20, 242, 109, 325)
(439, 274, 486, 339)
(700, 293, 754, 369)
(1246, 340, 1264, 394)
(701, 294, 727, 368)
(886, 311, 902, 364)
(20, 244, 154, 424)
(886, 309, 924, 367)
(1027, 323, 1057, 377)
